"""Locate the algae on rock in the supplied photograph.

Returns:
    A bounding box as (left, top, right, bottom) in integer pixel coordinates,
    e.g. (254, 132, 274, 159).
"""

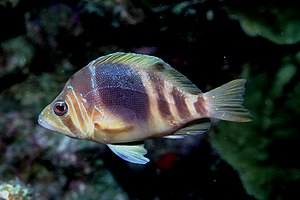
(211, 53, 300, 200)
(222, 0, 300, 44)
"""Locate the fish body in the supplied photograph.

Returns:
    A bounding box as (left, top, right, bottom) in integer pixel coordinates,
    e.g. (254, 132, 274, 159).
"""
(38, 52, 251, 164)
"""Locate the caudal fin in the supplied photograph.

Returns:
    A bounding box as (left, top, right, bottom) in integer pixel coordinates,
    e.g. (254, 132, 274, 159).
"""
(203, 79, 252, 122)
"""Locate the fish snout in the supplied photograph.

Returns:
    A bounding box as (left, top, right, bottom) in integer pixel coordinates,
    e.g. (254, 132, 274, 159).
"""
(37, 110, 56, 131)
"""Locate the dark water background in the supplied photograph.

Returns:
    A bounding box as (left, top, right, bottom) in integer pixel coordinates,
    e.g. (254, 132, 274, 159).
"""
(1, 0, 300, 199)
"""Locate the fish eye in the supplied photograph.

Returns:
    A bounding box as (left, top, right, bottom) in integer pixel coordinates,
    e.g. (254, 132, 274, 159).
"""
(53, 101, 68, 116)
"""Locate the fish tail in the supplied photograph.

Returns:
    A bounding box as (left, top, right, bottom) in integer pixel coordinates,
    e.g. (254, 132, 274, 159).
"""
(203, 79, 252, 122)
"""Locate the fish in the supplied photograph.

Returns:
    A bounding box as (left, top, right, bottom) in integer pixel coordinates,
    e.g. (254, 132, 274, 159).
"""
(38, 52, 252, 164)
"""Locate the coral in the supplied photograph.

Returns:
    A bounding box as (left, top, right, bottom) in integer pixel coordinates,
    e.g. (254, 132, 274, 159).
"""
(0, 0, 19, 7)
(79, 0, 145, 26)
(0, 180, 32, 200)
(0, 36, 34, 77)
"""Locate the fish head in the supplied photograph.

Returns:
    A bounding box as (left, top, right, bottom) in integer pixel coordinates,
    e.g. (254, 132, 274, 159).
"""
(38, 99, 71, 136)
(38, 84, 93, 140)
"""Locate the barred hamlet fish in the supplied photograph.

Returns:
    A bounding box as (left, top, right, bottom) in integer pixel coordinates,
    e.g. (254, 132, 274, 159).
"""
(38, 52, 252, 164)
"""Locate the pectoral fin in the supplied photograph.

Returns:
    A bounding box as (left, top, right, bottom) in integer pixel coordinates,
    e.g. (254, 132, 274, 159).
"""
(94, 121, 133, 134)
(93, 106, 134, 133)
(107, 144, 149, 164)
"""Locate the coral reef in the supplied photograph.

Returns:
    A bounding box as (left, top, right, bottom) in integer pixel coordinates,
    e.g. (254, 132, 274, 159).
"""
(0, 179, 32, 200)
(1, 0, 300, 199)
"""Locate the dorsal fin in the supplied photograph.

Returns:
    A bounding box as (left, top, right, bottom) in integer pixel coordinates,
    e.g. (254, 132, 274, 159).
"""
(90, 52, 202, 95)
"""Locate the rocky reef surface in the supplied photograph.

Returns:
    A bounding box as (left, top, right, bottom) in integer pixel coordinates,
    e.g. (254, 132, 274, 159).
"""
(1, 0, 300, 199)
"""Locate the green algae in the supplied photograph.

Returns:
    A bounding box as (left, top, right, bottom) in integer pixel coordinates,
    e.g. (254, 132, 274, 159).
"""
(211, 53, 300, 199)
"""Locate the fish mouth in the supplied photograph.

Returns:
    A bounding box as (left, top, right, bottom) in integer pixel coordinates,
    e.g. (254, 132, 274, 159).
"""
(38, 114, 56, 132)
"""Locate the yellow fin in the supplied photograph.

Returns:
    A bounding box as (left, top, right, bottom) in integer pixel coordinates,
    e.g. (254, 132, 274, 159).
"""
(93, 106, 134, 133)
(204, 79, 252, 122)
(92, 52, 202, 94)
(94, 121, 133, 134)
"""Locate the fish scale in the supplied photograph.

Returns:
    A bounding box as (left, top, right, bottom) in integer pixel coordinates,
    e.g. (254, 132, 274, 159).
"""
(92, 62, 149, 122)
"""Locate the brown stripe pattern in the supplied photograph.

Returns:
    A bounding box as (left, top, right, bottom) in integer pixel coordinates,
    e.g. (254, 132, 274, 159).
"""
(193, 96, 208, 117)
(60, 114, 80, 138)
(148, 73, 172, 119)
(63, 86, 93, 138)
(171, 87, 191, 119)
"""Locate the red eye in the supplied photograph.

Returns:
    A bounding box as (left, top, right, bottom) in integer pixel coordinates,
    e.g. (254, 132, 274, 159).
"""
(53, 101, 68, 116)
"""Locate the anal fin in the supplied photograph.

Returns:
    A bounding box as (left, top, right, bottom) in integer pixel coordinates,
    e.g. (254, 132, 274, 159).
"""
(164, 118, 211, 139)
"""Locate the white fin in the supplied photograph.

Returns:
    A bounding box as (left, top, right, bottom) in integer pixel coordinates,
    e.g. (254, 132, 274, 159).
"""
(204, 79, 252, 122)
(164, 119, 211, 139)
(163, 135, 185, 139)
(107, 144, 149, 164)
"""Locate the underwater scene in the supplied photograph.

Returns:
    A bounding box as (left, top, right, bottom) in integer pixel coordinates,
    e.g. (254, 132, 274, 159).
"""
(1, 0, 300, 199)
